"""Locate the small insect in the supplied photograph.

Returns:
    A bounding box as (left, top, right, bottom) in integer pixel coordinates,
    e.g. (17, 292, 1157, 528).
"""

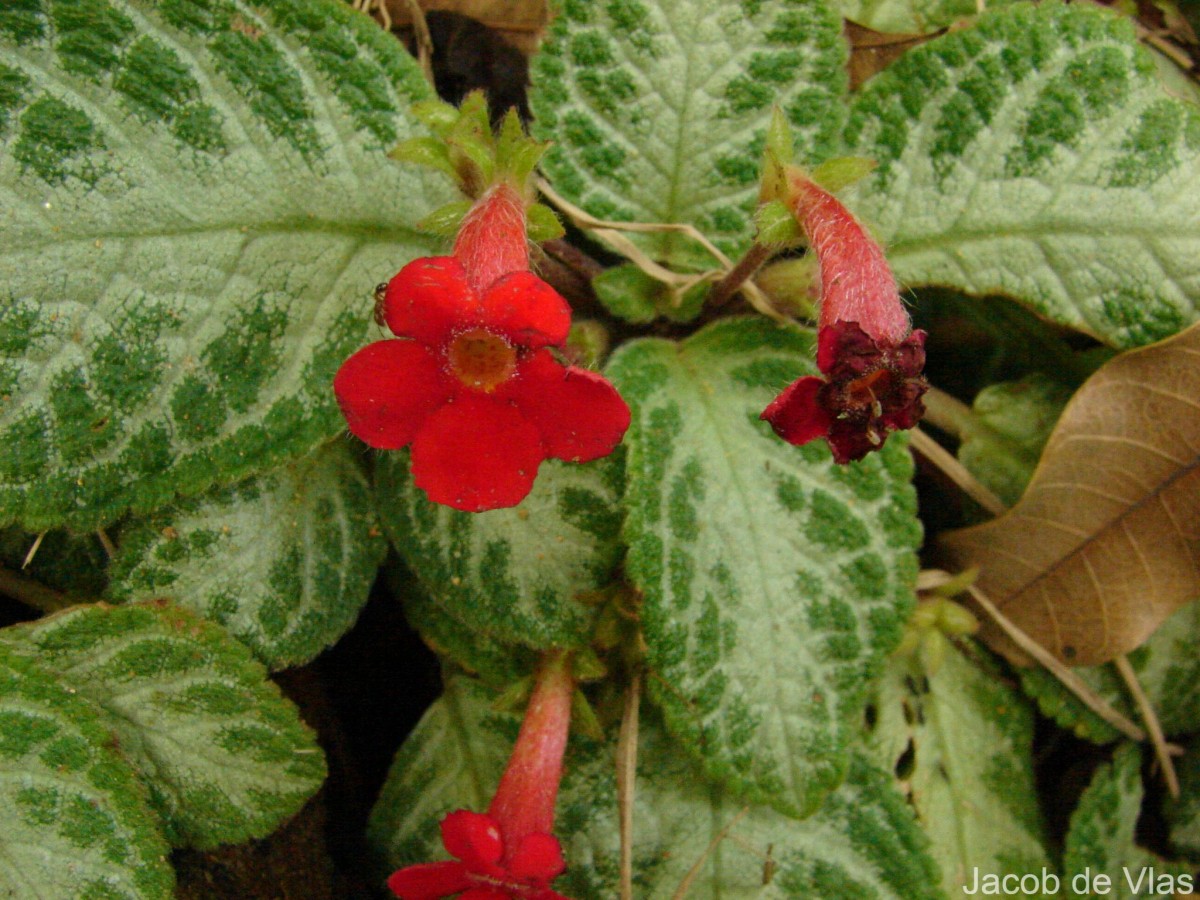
(373, 282, 388, 327)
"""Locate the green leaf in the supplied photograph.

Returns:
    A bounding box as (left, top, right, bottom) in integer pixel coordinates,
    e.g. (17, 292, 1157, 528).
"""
(1019, 599, 1200, 744)
(835, 0, 1017, 34)
(530, 0, 847, 267)
(107, 439, 386, 670)
(1064, 743, 1193, 898)
(842, 2, 1200, 349)
(863, 639, 1053, 897)
(0, 644, 174, 899)
(957, 373, 1072, 507)
(369, 673, 944, 899)
(1165, 736, 1200, 859)
(591, 264, 705, 325)
(375, 452, 625, 649)
(388, 564, 537, 688)
(0, 0, 450, 531)
(1, 602, 326, 849)
(606, 317, 922, 818)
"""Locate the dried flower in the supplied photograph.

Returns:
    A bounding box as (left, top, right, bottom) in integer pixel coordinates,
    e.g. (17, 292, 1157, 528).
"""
(761, 170, 927, 462)
(334, 184, 630, 511)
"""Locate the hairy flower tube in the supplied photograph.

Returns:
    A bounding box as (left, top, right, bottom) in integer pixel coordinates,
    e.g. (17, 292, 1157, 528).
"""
(761, 169, 928, 463)
(334, 183, 630, 511)
(388, 652, 576, 900)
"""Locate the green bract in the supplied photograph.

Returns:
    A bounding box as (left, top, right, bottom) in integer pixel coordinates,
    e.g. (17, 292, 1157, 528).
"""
(608, 317, 922, 817)
(0, 0, 449, 530)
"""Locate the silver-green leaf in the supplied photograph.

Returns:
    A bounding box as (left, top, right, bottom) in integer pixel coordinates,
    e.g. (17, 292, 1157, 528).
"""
(607, 317, 922, 818)
(531, 0, 847, 268)
(107, 439, 386, 670)
(1, 602, 327, 849)
(0, 0, 450, 531)
(1063, 743, 1193, 898)
(376, 452, 624, 649)
(864, 638, 1053, 897)
(0, 644, 174, 899)
(842, 1, 1200, 348)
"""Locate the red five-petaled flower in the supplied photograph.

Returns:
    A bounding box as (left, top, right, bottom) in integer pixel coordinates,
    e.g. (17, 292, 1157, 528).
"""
(388, 652, 575, 900)
(761, 168, 928, 463)
(334, 184, 630, 512)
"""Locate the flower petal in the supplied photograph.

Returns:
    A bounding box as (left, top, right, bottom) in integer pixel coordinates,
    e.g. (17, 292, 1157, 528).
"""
(385, 256, 479, 345)
(479, 272, 571, 349)
(507, 351, 630, 462)
(760, 376, 831, 447)
(387, 861, 472, 900)
(507, 832, 566, 882)
(411, 394, 544, 512)
(334, 340, 452, 449)
(457, 889, 510, 900)
(441, 810, 503, 869)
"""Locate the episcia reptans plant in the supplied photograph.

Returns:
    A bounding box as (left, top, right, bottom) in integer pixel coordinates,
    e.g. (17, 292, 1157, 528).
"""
(1, 1, 1199, 898)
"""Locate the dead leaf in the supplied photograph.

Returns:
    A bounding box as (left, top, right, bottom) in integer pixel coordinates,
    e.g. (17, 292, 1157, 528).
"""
(939, 322, 1200, 667)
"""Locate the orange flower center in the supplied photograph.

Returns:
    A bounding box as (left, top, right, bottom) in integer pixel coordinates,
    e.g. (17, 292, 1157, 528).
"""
(447, 328, 517, 392)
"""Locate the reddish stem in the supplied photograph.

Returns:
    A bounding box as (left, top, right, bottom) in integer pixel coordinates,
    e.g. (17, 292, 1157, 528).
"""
(488, 650, 574, 862)
(454, 182, 529, 292)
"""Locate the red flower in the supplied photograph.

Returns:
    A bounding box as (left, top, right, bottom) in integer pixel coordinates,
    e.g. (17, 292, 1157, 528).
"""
(761, 170, 927, 463)
(334, 184, 630, 511)
(387, 810, 570, 900)
(388, 652, 576, 900)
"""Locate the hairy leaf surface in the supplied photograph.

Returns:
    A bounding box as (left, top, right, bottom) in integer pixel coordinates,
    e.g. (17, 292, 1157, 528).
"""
(1, 602, 326, 849)
(844, 2, 1200, 348)
(608, 317, 921, 817)
(0, 0, 448, 530)
(531, 0, 846, 267)
(941, 323, 1200, 667)
(0, 644, 174, 899)
(376, 452, 624, 649)
(108, 440, 385, 670)
(1063, 743, 1192, 897)
(865, 639, 1053, 896)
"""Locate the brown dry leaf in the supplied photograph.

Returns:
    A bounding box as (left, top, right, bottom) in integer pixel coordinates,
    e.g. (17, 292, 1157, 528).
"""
(939, 322, 1200, 668)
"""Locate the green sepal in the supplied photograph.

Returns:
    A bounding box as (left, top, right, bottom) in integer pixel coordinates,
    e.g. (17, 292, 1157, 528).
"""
(410, 98, 460, 133)
(389, 135, 458, 178)
(810, 156, 878, 193)
(755, 198, 804, 245)
(495, 108, 550, 185)
(417, 200, 475, 236)
(527, 202, 566, 242)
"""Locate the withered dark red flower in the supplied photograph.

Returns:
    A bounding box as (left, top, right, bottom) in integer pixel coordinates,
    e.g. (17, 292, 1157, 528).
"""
(334, 185, 630, 511)
(761, 170, 927, 463)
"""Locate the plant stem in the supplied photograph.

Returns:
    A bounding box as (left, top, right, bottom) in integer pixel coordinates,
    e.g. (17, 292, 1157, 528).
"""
(920, 386, 976, 439)
(0, 565, 74, 614)
(706, 241, 774, 310)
